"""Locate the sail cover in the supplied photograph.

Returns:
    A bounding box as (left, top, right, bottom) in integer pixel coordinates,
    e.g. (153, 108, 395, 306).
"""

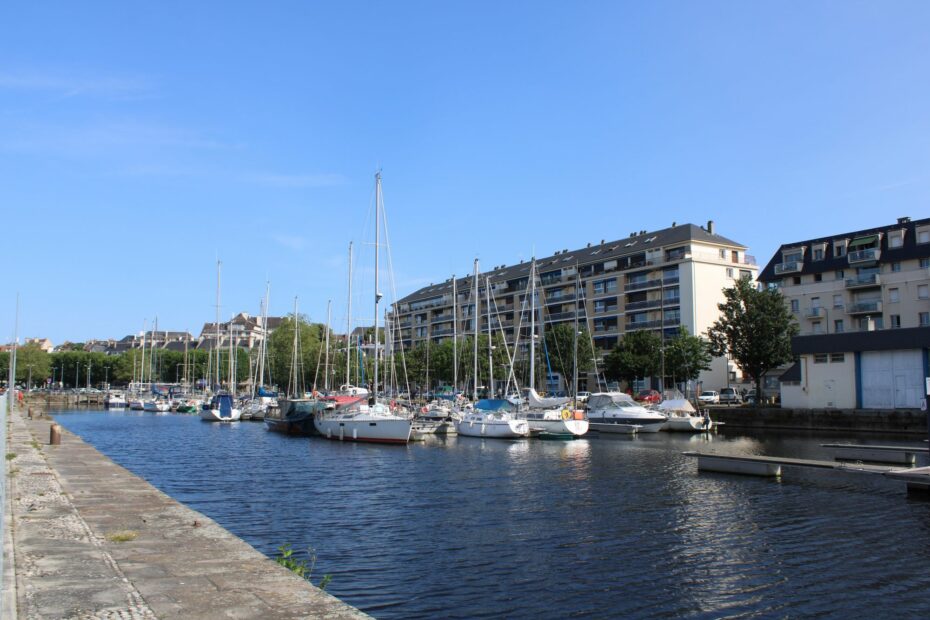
(527, 387, 570, 408)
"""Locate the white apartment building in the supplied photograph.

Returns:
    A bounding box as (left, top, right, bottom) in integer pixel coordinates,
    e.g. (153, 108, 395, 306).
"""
(759, 216, 930, 410)
(390, 221, 758, 392)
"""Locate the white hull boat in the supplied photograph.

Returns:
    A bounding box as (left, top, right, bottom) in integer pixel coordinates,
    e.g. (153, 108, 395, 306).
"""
(519, 408, 589, 437)
(665, 413, 714, 432)
(200, 394, 242, 422)
(586, 392, 668, 433)
(455, 410, 529, 439)
(105, 393, 127, 408)
(314, 402, 411, 444)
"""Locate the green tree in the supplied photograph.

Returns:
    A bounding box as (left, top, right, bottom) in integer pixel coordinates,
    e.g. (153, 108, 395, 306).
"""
(603, 330, 662, 387)
(543, 324, 595, 389)
(707, 277, 798, 404)
(663, 327, 713, 387)
(266, 314, 322, 395)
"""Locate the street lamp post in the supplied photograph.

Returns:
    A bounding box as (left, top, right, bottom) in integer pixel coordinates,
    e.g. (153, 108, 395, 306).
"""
(104, 366, 110, 391)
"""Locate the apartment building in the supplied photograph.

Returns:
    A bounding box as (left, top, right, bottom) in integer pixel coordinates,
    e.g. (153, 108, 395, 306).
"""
(758, 216, 930, 410)
(389, 221, 758, 391)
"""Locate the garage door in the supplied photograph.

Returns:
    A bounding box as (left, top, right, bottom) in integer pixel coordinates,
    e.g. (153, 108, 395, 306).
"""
(861, 350, 925, 409)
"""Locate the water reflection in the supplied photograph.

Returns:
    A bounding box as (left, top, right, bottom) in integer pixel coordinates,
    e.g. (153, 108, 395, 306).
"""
(55, 410, 930, 619)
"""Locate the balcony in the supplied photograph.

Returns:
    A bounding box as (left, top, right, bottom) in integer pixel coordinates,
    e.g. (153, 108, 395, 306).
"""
(431, 314, 453, 323)
(625, 298, 662, 311)
(546, 311, 577, 322)
(805, 307, 825, 319)
(848, 248, 881, 265)
(432, 328, 453, 336)
(847, 301, 882, 315)
(774, 261, 802, 275)
(845, 273, 880, 289)
(625, 278, 662, 292)
(545, 293, 576, 305)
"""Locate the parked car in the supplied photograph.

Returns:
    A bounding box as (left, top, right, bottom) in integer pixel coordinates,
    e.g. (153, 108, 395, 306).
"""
(635, 389, 662, 404)
(698, 390, 720, 404)
(719, 388, 742, 405)
(576, 391, 591, 403)
(744, 389, 757, 405)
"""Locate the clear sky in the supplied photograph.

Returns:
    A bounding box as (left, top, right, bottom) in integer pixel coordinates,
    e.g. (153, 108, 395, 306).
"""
(3, 1, 930, 344)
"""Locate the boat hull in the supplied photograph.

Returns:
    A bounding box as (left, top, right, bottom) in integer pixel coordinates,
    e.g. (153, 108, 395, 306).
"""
(314, 414, 411, 444)
(455, 416, 529, 439)
(589, 417, 666, 433)
(200, 408, 242, 422)
(665, 415, 713, 432)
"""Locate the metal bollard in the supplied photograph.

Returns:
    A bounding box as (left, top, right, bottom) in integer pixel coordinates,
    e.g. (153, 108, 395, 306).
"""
(50, 423, 61, 446)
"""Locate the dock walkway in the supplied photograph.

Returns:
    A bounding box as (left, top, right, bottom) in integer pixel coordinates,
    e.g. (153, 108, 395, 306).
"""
(6, 406, 368, 619)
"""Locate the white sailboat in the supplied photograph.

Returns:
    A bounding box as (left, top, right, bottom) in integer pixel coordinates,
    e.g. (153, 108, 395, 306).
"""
(456, 260, 529, 439)
(314, 171, 411, 444)
(201, 260, 242, 422)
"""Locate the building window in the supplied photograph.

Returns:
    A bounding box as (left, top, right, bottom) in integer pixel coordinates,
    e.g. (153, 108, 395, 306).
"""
(889, 231, 905, 248)
(920, 285, 929, 300)
(834, 319, 844, 333)
(740, 269, 753, 279)
(790, 299, 799, 313)
(890, 315, 901, 329)
(814, 273, 822, 282)
(891, 262, 901, 272)
(812, 321, 823, 334)
(922, 258, 930, 269)
(793, 276, 801, 285)
(813, 248, 824, 261)
(834, 242, 847, 257)
(726, 268, 734, 278)
(830, 353, 845, 363)
(835, 269, 844, 280)
(889, 288, 900, 303)
(720, 249, 727, 259)
(814, 353, 828, 364)
(920, 312, 930, 327)
(833, 294, 843, 308)
(919, 229, 930, 244)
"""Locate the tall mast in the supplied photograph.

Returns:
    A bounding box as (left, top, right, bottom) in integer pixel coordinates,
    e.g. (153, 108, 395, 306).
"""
(373, 171, 383, 404)
(257, 282, 270, 393)
(215, 260, 222, 390)
(573, 272, 580, 407)
(529, 258, 536, 391)
(472, 258, 479, 400)
(452, 275, 457, 395)
(486, 276, 493, 399)
(324, 299, 332, 392)
(290, 296, 299, 398)
(345, 242, 353, 388)
(140, 319, 147, 386)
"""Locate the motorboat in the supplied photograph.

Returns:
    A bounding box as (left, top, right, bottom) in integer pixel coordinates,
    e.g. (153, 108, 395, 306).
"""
(518, 406, 589, 437)
(658, 398, 714, 432)
(200, 393, 242, 422)
(266, 397, 321, 435)
(411, 401, 459, 437)
(143, 398, 171, 413)
(455, 399, 529, 439)
(105, 391, 127, 408)
(586, 392, 668, 433)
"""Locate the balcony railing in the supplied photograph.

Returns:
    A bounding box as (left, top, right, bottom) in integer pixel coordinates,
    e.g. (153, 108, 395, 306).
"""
(848, 249, 881, 264)
(847, 300, 882, 315)
(774, 261, 802, 275)
(625, 278, 663, 292)
(431, 314, 453, 323)
(432, 328, 454, 336)
(845, 273, 880, 289)
(805, 307, 825, 319)
(594, 305, 619, 314)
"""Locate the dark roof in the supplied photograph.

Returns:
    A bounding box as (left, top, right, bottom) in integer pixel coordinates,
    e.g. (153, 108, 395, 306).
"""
(395, 222, 746, 305)
(778, 362, 802, 382)
(759, 216, 930, 282)
(792, 326, 930, 355)
(265, 317, 286, 330)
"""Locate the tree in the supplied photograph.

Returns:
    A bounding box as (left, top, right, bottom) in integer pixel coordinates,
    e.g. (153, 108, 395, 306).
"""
(266, 314, 322, 394)
(707, 277, 798, 405)
(603, 330, 661, 387)
(663, 327, 712, 387)
(543, 324, 594, 389)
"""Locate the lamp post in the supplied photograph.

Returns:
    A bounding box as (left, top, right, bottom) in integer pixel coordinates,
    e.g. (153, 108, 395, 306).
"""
(104, 366, 110, 391)
(74, 361, 79, 390)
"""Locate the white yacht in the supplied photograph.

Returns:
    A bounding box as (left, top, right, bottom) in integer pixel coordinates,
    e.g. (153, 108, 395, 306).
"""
(586, 392, 668, 433)
(520, 406, 589, 437)
(314, 399, 411, 444)
(105, 391, 127, 408)
(456, 400, 529, 439)
(200, 393, 242, 422)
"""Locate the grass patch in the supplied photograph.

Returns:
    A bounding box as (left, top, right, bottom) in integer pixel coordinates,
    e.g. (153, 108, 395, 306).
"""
(30, 440, 40, 450)
(275, 544, 332, 590)
(106, 530, 138, 543)
(5, 453, 16, 460)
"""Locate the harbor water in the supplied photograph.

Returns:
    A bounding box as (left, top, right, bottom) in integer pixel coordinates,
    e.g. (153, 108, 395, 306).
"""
(56, 410, 930, 619)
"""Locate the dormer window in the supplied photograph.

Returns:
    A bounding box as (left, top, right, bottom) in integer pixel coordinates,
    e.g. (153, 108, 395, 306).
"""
(811, 242, 826, 261)
(888, 229, 905, 249)
(834, 240, 847, 257)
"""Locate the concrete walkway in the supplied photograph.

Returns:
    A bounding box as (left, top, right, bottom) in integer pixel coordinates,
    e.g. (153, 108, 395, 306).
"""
(6, 406, 368, 619)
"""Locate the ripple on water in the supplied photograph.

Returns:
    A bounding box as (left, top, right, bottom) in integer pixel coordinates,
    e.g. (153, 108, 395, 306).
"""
(56, 411, 930, 619)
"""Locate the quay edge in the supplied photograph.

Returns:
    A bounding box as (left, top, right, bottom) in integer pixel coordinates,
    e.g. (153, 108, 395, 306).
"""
(6, 404, 368, 619)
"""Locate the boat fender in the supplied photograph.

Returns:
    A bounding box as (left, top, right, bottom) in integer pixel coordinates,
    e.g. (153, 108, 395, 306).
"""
(561, 409, 571, 420)
(421, 406, 429, 414)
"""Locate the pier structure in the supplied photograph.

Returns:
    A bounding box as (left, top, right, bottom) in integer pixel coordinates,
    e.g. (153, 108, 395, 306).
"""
(4, 403, 367, 619)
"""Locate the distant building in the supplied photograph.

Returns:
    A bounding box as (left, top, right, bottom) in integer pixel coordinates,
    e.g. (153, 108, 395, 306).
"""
(759, 216, 930, 409)
(390, 221, 758, 392)
(24, 338, 54, 352)
(197, 312, 285, 351)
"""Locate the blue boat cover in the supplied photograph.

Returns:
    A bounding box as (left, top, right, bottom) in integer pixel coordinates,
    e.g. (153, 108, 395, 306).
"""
(257, 387, 279, 397)
(474, 399, 512, 412)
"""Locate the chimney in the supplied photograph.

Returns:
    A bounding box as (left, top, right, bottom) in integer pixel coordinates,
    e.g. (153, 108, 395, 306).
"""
(707, 220, 715, 234)
(672, 221, 677, 227)
(898, 216, 911, 224)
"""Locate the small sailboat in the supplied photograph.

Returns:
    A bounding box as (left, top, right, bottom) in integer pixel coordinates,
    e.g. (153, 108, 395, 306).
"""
(267, 298, 318, 435)
(201, 260, 242, 422)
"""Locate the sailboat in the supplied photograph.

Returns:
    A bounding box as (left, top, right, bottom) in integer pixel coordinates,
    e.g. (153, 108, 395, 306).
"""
(266, 297, 319, 435)
(201, 260, 242, 422)
(455, 260, 529, 439)
(314, 172, 412, 444)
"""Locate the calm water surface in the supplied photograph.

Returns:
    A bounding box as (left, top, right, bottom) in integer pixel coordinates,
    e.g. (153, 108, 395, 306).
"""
(56, 410, 930, 619)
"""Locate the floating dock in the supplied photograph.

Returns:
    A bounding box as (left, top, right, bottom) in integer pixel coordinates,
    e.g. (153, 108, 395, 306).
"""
(820, 443, 929, 465)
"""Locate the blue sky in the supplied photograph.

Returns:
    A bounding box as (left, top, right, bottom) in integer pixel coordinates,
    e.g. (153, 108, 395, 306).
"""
(3, 1, 930, 344)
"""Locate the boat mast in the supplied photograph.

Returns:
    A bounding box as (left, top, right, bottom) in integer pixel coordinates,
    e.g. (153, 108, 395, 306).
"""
(572, 271, 580, 408)
(324, 299, 332, 392)
(373, 171, 383, 405)
(472, 258, 479, 400)
(215, 260, 222, 391)
(140, 319, 147, 388)
(345, 242, 353, 388)
(290, 296, 299, 398)
(486, 276, 493, 399)
(452, 275, 458, 396)
(529, 258, 536, 392)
